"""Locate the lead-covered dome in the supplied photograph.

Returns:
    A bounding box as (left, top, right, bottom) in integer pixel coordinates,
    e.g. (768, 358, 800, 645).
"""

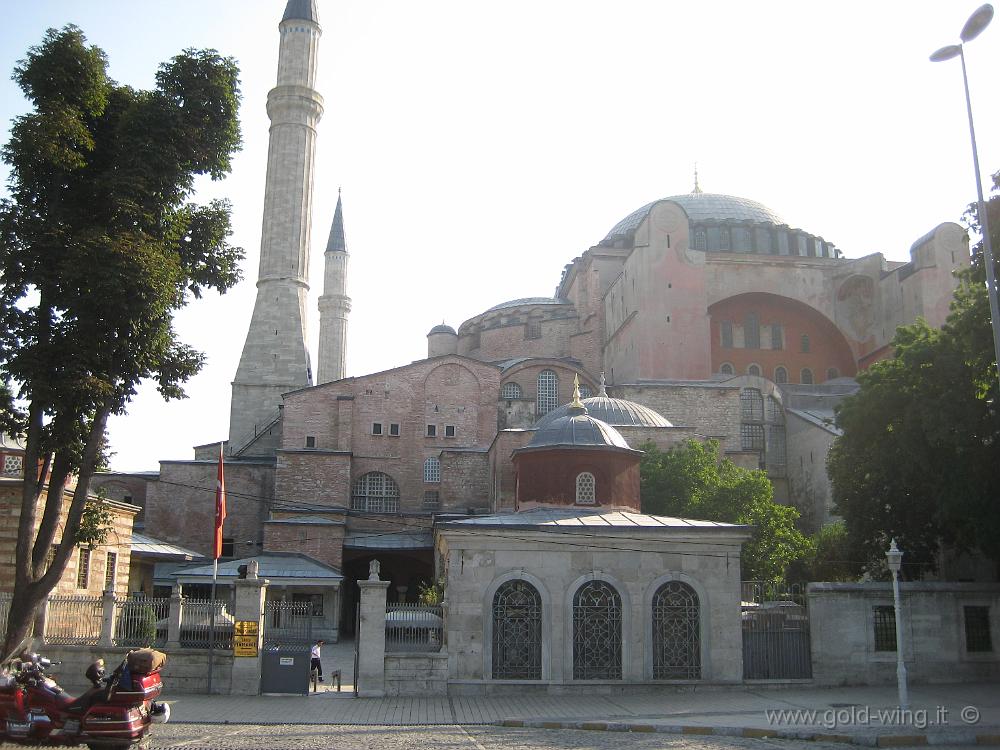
(603, 193, 785, 245)
(525, 403, 635, 452)
(534, 396, 672, 429)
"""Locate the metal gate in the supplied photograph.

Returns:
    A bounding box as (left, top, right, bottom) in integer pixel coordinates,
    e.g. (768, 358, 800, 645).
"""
(742, 600, 812, 679)
(260, 600, 313, 695)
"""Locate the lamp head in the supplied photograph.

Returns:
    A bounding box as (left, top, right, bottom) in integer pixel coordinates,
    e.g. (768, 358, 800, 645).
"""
(960, 4, 994, 42)
(930, 44, 962, 62)
(886, 538, 903, 573)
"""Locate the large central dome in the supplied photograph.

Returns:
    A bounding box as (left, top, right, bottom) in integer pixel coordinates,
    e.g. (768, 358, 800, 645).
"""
(603, 192, 785, 244)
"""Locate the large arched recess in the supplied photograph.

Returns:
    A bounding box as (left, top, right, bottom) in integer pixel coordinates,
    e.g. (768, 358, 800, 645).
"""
(708, 293, 856, 383)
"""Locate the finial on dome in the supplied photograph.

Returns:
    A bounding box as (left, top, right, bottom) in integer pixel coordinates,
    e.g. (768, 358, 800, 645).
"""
(571, 374, 584, 408)
(692, 163, 702, 194)
(599, 372, 607, 397)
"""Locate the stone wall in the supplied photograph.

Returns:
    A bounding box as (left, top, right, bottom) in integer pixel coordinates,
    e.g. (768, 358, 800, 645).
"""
(615, 383, 742, 452)
(384, 652, 448, 696)
(808, 582, 1000, 686)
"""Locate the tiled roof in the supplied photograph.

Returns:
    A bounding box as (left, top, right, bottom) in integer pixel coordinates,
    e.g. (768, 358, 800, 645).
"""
(439, 507, 747, 531)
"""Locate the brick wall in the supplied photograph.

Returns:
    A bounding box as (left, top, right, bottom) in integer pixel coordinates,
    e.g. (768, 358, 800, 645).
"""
(439, 450, 490, 512)
(264, 519, 346, 571)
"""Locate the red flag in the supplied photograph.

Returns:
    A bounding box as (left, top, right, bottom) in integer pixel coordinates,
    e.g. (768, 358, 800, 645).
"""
(213, 446, 227, 559)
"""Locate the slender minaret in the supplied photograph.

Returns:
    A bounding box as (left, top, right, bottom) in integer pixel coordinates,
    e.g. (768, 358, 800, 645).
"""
(317, 190, 351, 383)
(229, 0, 324, 451)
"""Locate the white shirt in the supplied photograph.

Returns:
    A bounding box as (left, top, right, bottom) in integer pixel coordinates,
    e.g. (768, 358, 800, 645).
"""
(310, 644, 321, 659)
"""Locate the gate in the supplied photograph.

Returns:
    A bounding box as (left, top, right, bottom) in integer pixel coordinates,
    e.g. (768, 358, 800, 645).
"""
(741, 601, 812, 679)
(260, 600, 313, 695)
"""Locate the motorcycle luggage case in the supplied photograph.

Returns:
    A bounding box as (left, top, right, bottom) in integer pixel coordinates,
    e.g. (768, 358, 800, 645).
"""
(126, 649, 166, 674)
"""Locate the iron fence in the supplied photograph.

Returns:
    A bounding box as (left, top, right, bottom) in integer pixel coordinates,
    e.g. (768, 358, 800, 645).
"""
(178, 598, 233, 649)
(45, 595, 103, 645)
(385, 603, 443, 653)
(113, 596, 169, 648)
(741, 602, 812, 679)
(263, 600, 313, 648)
(741, 580, 806, 606)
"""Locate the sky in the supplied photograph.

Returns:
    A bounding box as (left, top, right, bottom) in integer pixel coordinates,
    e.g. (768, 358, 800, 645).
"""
(1, 1, 998, 472)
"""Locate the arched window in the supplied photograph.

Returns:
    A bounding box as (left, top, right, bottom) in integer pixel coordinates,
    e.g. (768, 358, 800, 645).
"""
(693, 228, 706, 251)
(826, 367, 839, 381)
(536, 370, 558, 416)
(652, 581, 701, 679)
(720, 363, 734, 376)
(741, 423, 765, 451)
(747, 364, 761, 377)
(801, 368, 814, 385)
(800, 334, 810, 353)
(740, 388, 764, 421)
(771, 323, 784, 350)
(774, 366, 788, 384)
(500, 382, 522, 400)
(573, 580, 622, 679)
(492, 580, 542, 679)
(575, 473, 596, 504)
(351, 472, 400, 512)
(423, 457, 441, 483)
(744, 313, 760, 349)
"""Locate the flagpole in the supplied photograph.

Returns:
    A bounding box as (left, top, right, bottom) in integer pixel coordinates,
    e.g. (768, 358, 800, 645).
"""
(208, 557, 217, 695)
(207, 445, 226, 696)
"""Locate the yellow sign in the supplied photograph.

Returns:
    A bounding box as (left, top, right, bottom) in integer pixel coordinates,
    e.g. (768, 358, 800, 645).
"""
(233, 621, 259, 657)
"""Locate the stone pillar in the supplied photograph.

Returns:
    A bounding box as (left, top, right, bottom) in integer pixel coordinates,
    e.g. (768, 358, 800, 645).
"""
(166, 585, 183, 650)
(230, 561, 268, 696)
(356, 560, 389, 697)
(98, 590, 117, 648)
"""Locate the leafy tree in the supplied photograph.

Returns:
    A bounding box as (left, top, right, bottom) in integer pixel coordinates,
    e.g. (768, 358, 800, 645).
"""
(828, 173, 1000, 578)
(0, 26, 243, 656)
(639, 439, 813, 583)
(786, 522, 864, 583)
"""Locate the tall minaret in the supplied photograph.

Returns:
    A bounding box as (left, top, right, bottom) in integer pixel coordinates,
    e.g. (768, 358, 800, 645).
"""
(317, 190, 351, 384)
(229, 0, 324, 451)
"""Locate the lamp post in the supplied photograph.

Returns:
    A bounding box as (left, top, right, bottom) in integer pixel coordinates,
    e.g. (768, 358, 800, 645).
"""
(886, 539, 908, 709)
(930, 4, 1000, 392)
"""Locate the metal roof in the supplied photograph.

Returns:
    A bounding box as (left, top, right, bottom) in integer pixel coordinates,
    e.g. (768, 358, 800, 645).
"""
(534, 396, 672, 429)
(282, 0, 318, 23)
(343, 531, 433, 550)
(485, 297, 571, 313)
(439, 507, 747, 531)
(264, 515, 345, 526)
(524, 405, 634, 451)
(428, 324, 457, 335)
(129, 532, 204, 561)
(173, 553, 343, 582)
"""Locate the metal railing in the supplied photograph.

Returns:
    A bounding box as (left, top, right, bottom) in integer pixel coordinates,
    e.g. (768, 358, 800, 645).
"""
(113, 596, 169, 648)
(179, 598, 233, 649)
(263, 600, 313, 648)
(741, 580, 806, 606)
(385, 603, 443, 653)
(45, 595, 103, 645)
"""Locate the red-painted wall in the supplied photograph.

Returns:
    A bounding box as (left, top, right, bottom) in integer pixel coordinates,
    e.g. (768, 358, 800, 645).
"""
(513, 447, 640, 511)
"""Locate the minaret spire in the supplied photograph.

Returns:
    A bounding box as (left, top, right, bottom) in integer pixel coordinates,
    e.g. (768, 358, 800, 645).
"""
(229, 1, 324, 452)
(317, 190, 351, 384)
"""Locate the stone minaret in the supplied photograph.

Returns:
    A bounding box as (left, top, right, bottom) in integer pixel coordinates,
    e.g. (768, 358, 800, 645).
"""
(229, 0, 324, 451)
(317, 190, 351, 384)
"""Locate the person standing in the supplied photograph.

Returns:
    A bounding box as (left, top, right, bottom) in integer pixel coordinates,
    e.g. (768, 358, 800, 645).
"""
(310, 640, 325, 681)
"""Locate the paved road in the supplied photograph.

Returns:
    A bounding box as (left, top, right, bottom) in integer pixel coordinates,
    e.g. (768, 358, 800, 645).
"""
(138, 724, 939, 749)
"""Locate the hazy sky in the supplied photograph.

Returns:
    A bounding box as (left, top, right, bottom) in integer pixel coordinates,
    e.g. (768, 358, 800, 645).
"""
(1, 1, 998, 471)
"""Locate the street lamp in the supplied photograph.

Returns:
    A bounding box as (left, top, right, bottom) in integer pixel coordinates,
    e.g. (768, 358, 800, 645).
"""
(930, 4, 1000, 392)
(886, 539, 908, 709)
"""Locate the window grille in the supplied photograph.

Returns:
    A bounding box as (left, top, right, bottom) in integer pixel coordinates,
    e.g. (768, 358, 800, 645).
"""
(771, 324, 783, 350)
(104, 552, 117, 592)
(801, 334, 810, 353)
(766, 424, 786, 474)
(501, 382, 522, 400)
(694, 229, 706, 251)
(774, 366, 788, 384)
(77, 548, 91, 589)
(766, 397, 784, 424)
(801, 368, 814, 385)
(536, 370, 558, 416)
(826, 367, 839, 381)
(572, 581, 622, 679)
(492, 580, 542, 679)
(741, 424, 765, 451)
(351, 472, 400, 513)
(525, 321, 542, 340)
(721, 321, 733, 349)
(873, 605, 897, 651)
(422, 490, 440, 509)
(744, 313, 760, 349)
(575, 473, 596, 504)
(720, 363, 734, 376)
(720, 228, 730, 250)
(653, 581, 701, 679)
(423, 457, 441, 483)
(2, 454, 23, 476)
(964, 606, 993, 652)
(747, 364, 761, 377)
(740, 388, 764, 421)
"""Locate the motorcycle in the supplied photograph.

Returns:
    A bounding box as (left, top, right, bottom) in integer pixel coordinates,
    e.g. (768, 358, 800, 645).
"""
(0, 648, 170, 749)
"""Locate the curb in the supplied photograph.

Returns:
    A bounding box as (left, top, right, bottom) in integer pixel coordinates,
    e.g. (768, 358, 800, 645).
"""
(498, 719, 1000, 747)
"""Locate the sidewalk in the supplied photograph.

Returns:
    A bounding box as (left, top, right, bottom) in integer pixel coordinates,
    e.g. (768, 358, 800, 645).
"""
(163, 674, 1000, 746)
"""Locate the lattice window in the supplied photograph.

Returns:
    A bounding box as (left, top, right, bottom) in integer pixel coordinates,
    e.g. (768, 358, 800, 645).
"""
(423, 490, 440, 509)
(575, 473, 596, 504)
(77, 548, 91, 589)
(766, 424, 786, 474)
(767, 397, 784, 424)
(653, 581, 701, 679)
(104, 552, 117, 592)
(536, 370, 558, 416)
(3, 454, 23, 476)
(740, 388, 764, 422)
(525, 321, 542, 340)
(964, 606, 993, 652)
(744, 313, 760, 349)
(492, 580, 542, 679)
(423, 457, 441, 483)
(572, 581, 622, 680)
(826, 367, 840, 381)
(721, 321, 733, 349)
(741, 424, 765, 452)
(771, 324, 783, 350)
(801, 368, 814, 385)
(720, 363, 734, 376)
(747, 364, 761, 377)
(501, 382, 522, 400)
(774, 366, 788, 384)
(351, 472, 400, 513)
(694, 229, 706, 251)
(873, 605, 896, 651)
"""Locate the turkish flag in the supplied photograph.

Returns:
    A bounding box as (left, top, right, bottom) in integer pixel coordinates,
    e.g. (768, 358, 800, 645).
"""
(213, 446, 227, 559)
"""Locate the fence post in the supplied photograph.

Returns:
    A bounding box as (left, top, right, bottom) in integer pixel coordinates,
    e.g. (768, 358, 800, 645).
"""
(166, 585, 182, 650)
(356, 559, 390, 697)
(230, 560, 267, 696)
(98, 590, 116, 648)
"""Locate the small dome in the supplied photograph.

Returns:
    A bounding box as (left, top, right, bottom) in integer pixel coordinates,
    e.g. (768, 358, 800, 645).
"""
(428, 324, 457, 336)
(527, 404, 633, 451)
(535, 396, 672, 429)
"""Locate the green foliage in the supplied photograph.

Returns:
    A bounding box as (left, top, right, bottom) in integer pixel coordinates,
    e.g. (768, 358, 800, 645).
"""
(639, 439, 813, 583)
(135, 604, 158, 648)
(787, 522, 864, 583)
(76, 496, 114, 547)
(829, 173, 1000, 576)
(417, 578, 445, 606)
(0, 25, 244, 652)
